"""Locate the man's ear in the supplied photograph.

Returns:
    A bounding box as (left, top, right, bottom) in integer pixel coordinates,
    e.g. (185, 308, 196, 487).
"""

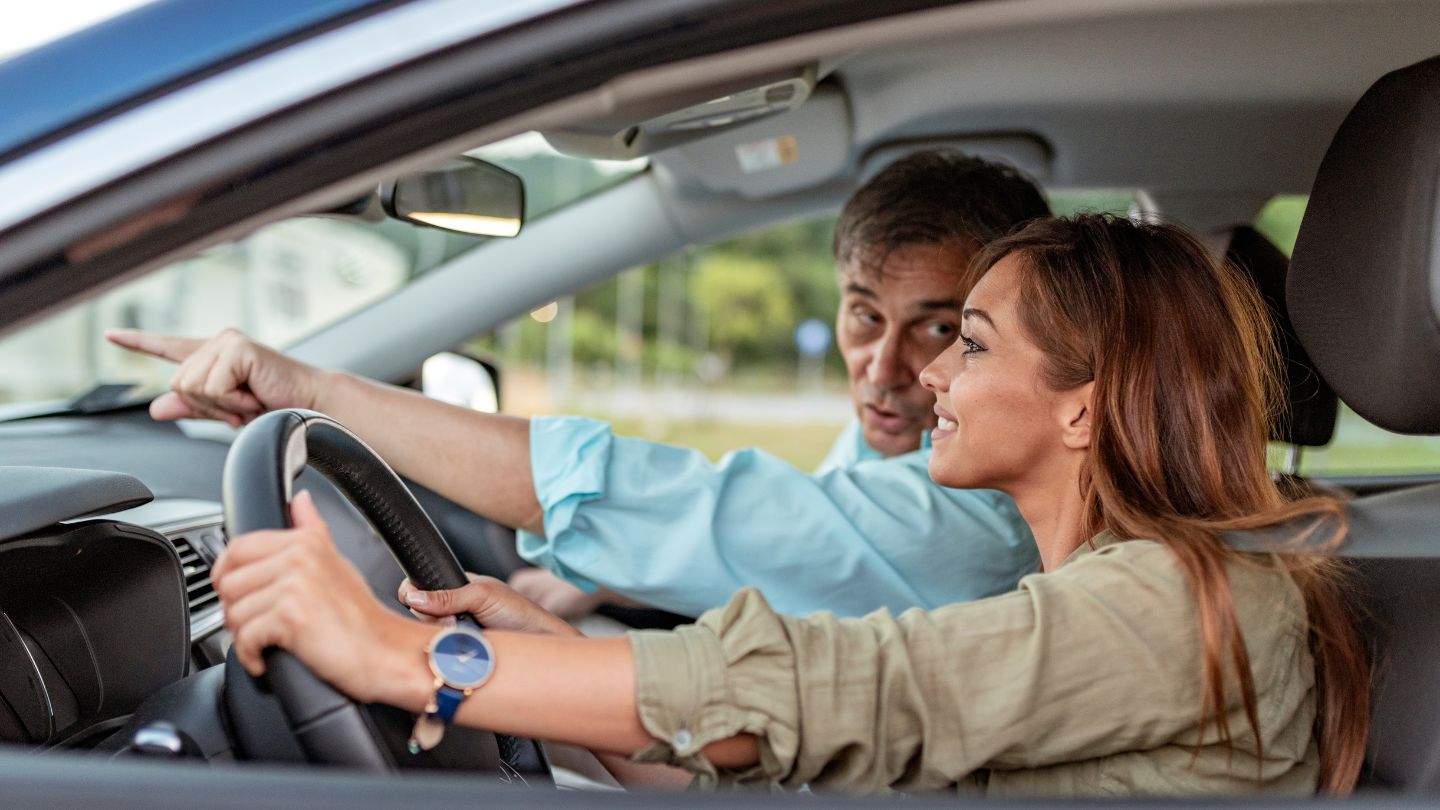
(1059, 381, 1095, 451)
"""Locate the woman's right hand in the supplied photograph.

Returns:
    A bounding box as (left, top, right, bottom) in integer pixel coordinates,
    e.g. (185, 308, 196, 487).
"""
(105, 327, 326, 427)
(399, 573, 581, 638)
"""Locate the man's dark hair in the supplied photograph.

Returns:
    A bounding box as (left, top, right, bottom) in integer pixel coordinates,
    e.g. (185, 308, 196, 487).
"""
(833, 150, 1051, 271)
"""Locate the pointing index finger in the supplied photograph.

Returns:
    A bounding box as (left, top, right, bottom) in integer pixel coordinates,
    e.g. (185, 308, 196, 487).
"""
(104, 329, 204, 363)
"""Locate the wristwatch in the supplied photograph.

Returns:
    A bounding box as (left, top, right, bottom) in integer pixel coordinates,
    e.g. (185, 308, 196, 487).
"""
(407, 625, 495, 753)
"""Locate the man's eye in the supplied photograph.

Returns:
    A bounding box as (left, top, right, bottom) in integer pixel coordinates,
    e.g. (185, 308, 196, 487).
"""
(851, 308, 881, 327)
(926, 322, 956, 339)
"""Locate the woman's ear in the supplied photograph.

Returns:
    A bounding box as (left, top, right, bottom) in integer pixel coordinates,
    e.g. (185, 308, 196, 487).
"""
(1059, 381, 1095, 450)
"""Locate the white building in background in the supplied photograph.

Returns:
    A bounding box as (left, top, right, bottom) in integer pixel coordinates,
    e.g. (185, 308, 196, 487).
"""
(0, 219, 410, 404)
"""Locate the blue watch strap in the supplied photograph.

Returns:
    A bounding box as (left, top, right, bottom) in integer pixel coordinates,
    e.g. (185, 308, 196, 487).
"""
(432, 684, 466, 726)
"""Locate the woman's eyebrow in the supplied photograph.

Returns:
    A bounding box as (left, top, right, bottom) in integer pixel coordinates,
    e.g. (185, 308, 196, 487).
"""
(962, 307, 999, 334)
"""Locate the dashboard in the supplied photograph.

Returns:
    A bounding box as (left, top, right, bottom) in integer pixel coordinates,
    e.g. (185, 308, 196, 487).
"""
(0, 513, 188, 748)
(0, 406, 526, 756)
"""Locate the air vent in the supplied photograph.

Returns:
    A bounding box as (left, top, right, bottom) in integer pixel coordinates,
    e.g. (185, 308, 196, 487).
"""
(170, 533, 220, 616)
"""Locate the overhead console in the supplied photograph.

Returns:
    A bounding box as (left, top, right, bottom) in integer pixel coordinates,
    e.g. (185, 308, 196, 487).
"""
(541, 64, 818, 160)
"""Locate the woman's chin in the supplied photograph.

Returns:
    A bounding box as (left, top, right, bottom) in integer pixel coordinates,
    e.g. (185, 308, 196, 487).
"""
(927, 456, 975, 490)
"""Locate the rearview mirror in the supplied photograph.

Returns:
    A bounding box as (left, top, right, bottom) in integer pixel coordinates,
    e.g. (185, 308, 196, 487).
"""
(381, 157, 525, 238)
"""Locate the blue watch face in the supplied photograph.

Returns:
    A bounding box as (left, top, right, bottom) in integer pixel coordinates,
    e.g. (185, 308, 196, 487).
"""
(431, 630, 494, 689)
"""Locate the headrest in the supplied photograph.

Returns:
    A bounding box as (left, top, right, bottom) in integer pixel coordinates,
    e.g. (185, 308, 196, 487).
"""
(1288, 55, 1440, 435)
(1225, 226, 1337, 447)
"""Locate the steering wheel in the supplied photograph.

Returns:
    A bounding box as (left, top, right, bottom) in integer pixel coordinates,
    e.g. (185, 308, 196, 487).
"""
(219, 408, 550, 779)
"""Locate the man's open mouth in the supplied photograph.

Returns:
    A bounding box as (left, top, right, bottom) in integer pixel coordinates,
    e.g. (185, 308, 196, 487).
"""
(864, 403, 912, 433)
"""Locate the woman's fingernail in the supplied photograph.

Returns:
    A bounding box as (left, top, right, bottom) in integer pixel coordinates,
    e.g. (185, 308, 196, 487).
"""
(405, 592, 428, 607)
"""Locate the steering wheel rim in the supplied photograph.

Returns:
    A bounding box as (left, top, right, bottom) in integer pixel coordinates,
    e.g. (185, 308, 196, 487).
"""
(220, 408, 550, 778)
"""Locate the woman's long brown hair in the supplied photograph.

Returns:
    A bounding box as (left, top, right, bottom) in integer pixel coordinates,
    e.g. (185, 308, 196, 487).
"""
(969, 215, 1370, 793)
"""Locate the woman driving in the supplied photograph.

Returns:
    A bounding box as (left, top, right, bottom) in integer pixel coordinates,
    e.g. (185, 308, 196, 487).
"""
(208, 214, 1371, 795)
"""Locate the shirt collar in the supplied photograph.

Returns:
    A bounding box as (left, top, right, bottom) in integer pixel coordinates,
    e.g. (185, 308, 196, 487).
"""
(815, 419, 934, 475)
(855, 419, 933, 458)
(1060, 530, 1125, 568)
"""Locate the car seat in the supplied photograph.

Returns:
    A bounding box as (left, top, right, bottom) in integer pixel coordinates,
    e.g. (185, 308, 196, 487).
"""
(1229, 53, 1440, 794)
(1221, 224, 1338, 478)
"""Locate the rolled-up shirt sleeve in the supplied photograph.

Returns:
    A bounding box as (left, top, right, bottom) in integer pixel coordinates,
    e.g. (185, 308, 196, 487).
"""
(516, 416, 1037, 618)
(625, 542, 1312, 793)
(628, 591, 801, 785)
(514, 417, 614, 592)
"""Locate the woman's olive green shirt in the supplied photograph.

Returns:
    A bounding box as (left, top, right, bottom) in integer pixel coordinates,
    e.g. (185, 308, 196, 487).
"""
(626, 534, 1319, 795)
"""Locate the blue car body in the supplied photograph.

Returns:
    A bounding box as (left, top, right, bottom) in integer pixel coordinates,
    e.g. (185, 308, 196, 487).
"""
(0, 0, 385, 161)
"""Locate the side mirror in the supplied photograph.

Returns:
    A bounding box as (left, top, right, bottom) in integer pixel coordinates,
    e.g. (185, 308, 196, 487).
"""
(421, 352, 500, 413)
(381, 157, 525, 238)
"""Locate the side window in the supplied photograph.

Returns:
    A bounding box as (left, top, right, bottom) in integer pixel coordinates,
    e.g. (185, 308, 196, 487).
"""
(467, 193, 1143, 471)
(469, 217, 850, 470)
(1254, 195, 1440, 478)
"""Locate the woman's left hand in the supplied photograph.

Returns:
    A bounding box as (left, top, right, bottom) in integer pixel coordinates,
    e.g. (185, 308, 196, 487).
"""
(209, 490, 421, 706)
(399, 573, 581, 637)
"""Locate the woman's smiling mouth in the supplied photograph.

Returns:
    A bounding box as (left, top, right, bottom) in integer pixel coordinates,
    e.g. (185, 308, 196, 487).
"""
(932, 404, 958, 439)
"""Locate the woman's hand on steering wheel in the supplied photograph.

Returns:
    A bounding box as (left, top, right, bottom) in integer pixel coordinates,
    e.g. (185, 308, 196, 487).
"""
(399, 574, 581, 638)
(211, 490, 424, 707)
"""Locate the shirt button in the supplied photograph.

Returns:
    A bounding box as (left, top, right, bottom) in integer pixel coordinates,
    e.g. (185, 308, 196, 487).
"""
(672, 729, 694, 750)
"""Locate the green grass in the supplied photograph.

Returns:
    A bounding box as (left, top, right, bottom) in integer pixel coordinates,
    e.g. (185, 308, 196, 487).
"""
(1274, 406, 1440, 476)
(1301, 443, 1440, 475)
(605, 417, 848, 471)
(610, 413, 1440, 479)
(1296, 431, 1440, 476)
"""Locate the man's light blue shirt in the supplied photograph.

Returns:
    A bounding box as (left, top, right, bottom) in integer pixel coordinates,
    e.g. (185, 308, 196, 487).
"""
(516, 416, 1038, 618)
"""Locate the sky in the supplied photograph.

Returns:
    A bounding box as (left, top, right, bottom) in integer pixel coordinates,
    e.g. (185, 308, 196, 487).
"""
(0, 1, 155, 59)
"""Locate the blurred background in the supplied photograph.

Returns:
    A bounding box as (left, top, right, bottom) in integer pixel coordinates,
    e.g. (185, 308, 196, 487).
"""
(2, 6, 1433, 475)
(7, 129, 1427, 476)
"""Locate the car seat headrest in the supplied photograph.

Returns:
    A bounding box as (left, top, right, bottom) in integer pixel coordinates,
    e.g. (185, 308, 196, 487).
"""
(1288, 54, 1440, 435)
(1224, 226, 1337, 447)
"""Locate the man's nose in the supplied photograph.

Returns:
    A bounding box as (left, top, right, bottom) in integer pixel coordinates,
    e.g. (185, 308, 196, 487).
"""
(866, 333, 913, 390)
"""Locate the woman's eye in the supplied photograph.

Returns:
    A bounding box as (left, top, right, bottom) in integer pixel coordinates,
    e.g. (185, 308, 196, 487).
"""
(960, 335, 984, 354)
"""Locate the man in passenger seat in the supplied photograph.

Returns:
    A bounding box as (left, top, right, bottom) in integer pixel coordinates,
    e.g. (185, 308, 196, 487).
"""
(108, 150, 1049, 620)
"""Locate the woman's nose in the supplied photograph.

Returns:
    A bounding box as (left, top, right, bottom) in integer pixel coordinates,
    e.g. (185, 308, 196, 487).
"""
(919, 344, 957, 393)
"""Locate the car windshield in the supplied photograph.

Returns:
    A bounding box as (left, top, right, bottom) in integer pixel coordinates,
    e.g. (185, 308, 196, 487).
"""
(0, 132, 645, 410)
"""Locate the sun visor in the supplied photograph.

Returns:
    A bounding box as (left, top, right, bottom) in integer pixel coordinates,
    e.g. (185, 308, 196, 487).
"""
(652, 85, 852, 200)
(1287, 55, 1440, 435)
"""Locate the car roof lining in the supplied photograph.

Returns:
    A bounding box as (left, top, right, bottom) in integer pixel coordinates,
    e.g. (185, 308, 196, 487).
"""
(295, 0, 1440, 377)
(11, 0, 1440, 373)
(541, 0, 1440, 197)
